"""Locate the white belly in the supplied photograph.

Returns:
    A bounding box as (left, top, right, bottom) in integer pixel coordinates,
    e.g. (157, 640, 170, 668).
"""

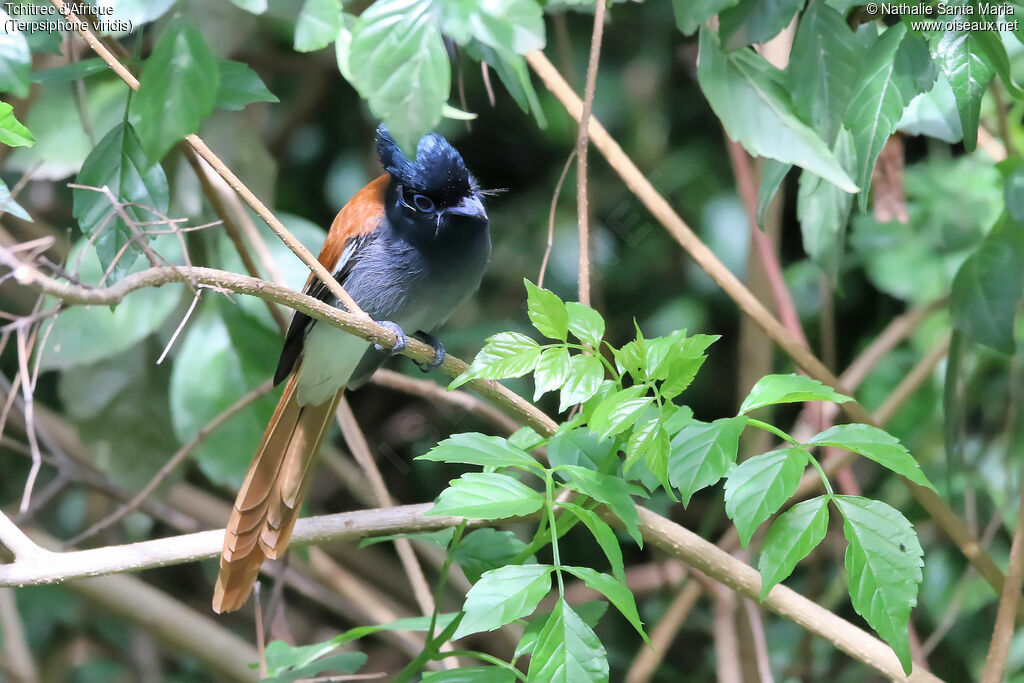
(294, 325, 370, 406)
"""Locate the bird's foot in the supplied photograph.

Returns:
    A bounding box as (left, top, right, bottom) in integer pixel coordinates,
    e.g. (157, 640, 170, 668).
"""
(414, 332, 446, 372)
(375, 321, 408, 356)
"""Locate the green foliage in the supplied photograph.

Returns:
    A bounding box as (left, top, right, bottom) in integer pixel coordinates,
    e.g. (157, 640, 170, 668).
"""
(758, 496, 830, 599)
(950, 225, 1024, 354)
(427, 472, 546, 519)
(214, 61, 279, 111)
(72, 122, 170, 281)
(0, 101, 35, 147)
(724, 447, 805, 547)
(527, 599, 608, 683)
(739, 373, 853, 414)
(805, 424, 936, 490)
(133, 17, 220, 163)
(454, 563, 552, 638)
(0, 11, 31, 98)
(718, 0, 805, 50)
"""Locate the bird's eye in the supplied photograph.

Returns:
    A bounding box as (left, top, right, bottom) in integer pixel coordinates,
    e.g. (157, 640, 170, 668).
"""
(412, 194, 435, 212)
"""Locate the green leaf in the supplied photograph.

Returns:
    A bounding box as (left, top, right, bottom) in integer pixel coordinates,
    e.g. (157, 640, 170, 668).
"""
(662, 404, 694, 435)
(215, 60, 278, 111)
(349, 0, 449, 154)
(719, 0, 805, 50)
(455, 564, 552, 639)
(559, 465, 643, 546)
(834, 495, 923, 674)
(93, 0, 177, 26)
(0, 178, 30, 221)
(566, 301, 605, 347)
(668, 416, 746, 506)
(31, 58, 111, 85)
(950, 231, 1023, 354)
(797, 127, 856, 281)
(264, 648, 366, 683)
(516, 602, 607, 659)
(72, 122, 170, 281)
(807, 424, 935, 490)
(463, 40, 546, 126)
(295, 0, 343, 52)
(133, 17, 220, 163)
(1006, 164, 1024, 224)
(697, 27, 858, 193)
(562, 565, 646, 640)
(724, 448, 806, 547)
(626, 417, 671, 490)
(169, 300, 281, 488)
(418, 432, 542, 471)
(534, 346, 571, 401)
(0, 11, 31, 98)
(450, 331, 542, 389)
(844, 25, 936, 208)
(740, 373, 853, 414)
(787, 2, 862, 144)
(436, 0, 546, 53)
(758, 495, 829, 599)
(587, 386, 654, 440)
(229, 0, 268, 13)
(0, 102, 34, 147)
(672, 0, 739, 35)
(426, 472, 545, 519)
(527, 599, 608, 683)
(39, 238, 179, 372)
(452, 528, 531, 583)
(422, 668, 516, 683)
(558, 354, 605, 412)
(560, 501, 625, 582)
(547, 426, 617, 471)
(525, 279, 569, 340)
(924, 23, 994, 151)
(756, 160, 791, 229)
(897, 72, 963, 143)
(509, 425, 544, 451)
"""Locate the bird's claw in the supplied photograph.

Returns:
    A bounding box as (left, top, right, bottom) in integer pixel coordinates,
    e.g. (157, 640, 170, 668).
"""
(375, 321, 407, 356)
(414, 332, 446, 372)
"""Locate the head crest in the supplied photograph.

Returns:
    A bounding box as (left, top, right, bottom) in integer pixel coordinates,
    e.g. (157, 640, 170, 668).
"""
(375, 124, 473, 203)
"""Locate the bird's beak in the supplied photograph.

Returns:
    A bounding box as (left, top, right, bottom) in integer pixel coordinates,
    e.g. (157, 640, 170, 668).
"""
(445, 194, 487, 221)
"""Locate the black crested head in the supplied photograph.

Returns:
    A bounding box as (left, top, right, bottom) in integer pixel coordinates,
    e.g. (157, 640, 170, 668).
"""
(376, 124, 475, 208)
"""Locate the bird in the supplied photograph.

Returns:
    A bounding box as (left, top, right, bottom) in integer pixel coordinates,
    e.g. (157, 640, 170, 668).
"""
(212, 125, 491, 613)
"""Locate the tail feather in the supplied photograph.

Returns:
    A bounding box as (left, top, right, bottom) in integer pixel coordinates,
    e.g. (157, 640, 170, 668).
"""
(212, 373, 339, 613)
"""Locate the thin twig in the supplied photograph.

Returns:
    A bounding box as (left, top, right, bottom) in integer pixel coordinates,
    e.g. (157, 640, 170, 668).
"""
(980, 469, 1024, 682)
(65, 380, 275, 546)
(538, 149, 576, 289)
(573, 0, 607, 307)
(156, 286, 203, 364)
(15, 328, 42, 513)
(625, 578, 700, 683)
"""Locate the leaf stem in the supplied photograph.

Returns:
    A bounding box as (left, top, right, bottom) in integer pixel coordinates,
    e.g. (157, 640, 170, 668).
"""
(545, 471, 565, 596)
(433, 650, 527, 680)
(745, 417, 834, 496)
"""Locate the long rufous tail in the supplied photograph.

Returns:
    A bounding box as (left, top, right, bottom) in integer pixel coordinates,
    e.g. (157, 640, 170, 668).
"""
(212, 371, 341, 613)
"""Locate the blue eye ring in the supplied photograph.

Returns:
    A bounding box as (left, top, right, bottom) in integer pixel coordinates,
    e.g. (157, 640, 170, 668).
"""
(412, 194, 435, 213)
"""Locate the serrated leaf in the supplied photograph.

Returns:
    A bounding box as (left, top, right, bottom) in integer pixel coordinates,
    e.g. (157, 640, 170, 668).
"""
(588, 386, 653, 440)
(559, 465, 643, 546)
(788, 2, 862, 144)
(924, 22, 995, 151)
(697, 27, 858, 193)
(562, 566, 646, 640)
(463, 40, 545, 126)
(719, 0, 805, 50)
(516, 601, 607, 660)
(534, 346, 571, 401)
(547, 426, 617, 471)
(626, 417, 670, 490)
(455, 564, 552, 639)
(797, 127, 856, 281)
(834, 495, 923, 674)
(950, 232, 1023, 354)
(668, 416, 745, 506)
(349, 0, 449, 154)
(451, 528, 531, 583)
(215, 60, 278, 111)
(295, 0, 343, 52)
(758, 495, 829, 599)
(509, 426, 544, 451)
(566, 301, 605, 347)
(558, 354, 605, 412)
(426, 472, 545, 519)
(0, 102, 34, 147)
(724, 447, 806, 547)
(418, 432, 542, 471)
(436, 0, 545, 53)
(740, 373, 852, 414)
(525, 279, 569, 340)
(0, 11, 31, 98)
(844, 25, 935, 208)
(560, 502, 625, 582)
(72, 122, 170, 281)
(133, 17, 220, 163)
(450, 331, 542, 389)
(807, 424, 935, 490)
(0, 178, 29, 220)
(526, 600, 608, 683)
